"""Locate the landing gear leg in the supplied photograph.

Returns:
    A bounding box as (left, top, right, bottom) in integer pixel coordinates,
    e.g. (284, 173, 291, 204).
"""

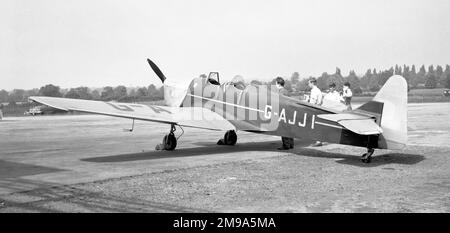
(361, 148, 374, 163)
(217, 130, 237, 146)
(156, 124, 178, 151)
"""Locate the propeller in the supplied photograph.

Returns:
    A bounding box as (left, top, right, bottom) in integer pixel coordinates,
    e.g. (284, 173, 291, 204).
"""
(147, 58, 166, 83)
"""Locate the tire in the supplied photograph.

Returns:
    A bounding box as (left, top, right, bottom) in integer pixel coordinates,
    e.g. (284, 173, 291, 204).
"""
(163, 133, 177, 150)
(224, 130, 237, 145)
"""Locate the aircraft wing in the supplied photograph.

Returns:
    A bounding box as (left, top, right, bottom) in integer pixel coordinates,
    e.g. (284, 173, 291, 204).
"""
(29, 96, 235, 131)
(317, 113, 383, 135)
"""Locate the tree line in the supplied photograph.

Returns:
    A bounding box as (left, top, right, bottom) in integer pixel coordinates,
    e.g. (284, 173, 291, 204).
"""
(262, 64, 450, 95)
(2, 64, 450, 104)
(0, 84, 164, 105)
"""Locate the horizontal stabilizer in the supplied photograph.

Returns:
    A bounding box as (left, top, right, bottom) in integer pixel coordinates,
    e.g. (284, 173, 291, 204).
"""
(317, 113, 383, 135)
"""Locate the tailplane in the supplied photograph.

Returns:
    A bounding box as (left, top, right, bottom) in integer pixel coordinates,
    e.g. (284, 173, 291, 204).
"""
(356, 75, 407, 149)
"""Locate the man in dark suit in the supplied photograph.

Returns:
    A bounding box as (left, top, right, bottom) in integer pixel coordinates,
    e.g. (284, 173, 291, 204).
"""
(275, 77, 294, 150)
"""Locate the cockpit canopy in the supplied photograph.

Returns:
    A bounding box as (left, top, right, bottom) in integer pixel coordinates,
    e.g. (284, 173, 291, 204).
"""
(204, 72, 247, 90)
(207, 72, 220, 85)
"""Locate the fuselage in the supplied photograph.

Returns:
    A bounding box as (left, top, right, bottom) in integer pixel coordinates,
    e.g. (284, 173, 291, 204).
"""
(177, 78, 378, 149)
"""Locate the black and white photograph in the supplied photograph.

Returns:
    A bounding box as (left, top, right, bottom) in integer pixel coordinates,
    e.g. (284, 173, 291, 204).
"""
(1, 0, 449, 218)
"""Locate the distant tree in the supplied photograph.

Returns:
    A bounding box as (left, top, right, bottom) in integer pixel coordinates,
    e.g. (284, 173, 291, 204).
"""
(419, 65, 426, 75)
(101, 86, 114, 101)
(148, 84, 157, 94)
(136, 87, 148, 97)
(436, 65, 443, 77)
(416, 65, 426, 84)
(8, 101, 17, 107)
(113, 86, 127, 100)
(411, 65, 416, 75)
(156, 86, 164, 99)
(284, 80, 293, 92)
(360, 69, 372, 90)
(79, 87, 93, 99)
(394, 65, 402, 75)
(8, 89, 26, 102)
(64, 87, 92, 99)
(402, 65, 410, 76)
(425, 74, 438, 89)
(335, 67, 342, 77)
(435, 65, 444, 86)
(378, 68, 393, 86)
(128, 88, 137, 97)
(444, 65, 450, 75)
(296, 78, 310, 92)
(91, 90, 101, 100)
(64, 88, 81, 99)
(290, 72, 300, 84)
(446, 74, 450, 89)
(39, 84, 62, 97)
(368, 75, 380, 91)
(0, 90, 9, 103)
(24, 89, 39, 99)
(148, 84, 163, 99)
(345, 71, 361, 93)
(444, 65, 450, 87)
(428, 65, 435, 76)
(402, 65, 410, 83)
(317, 72, 330, 91)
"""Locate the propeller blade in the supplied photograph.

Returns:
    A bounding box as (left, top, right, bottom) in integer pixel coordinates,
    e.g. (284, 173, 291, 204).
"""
(147, 58, 166, 83)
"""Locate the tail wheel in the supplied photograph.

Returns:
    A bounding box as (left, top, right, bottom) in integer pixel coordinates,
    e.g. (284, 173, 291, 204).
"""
(163, 132, 177, 150)
(361, 148, 375, 163)
(224, 130, 237, 146)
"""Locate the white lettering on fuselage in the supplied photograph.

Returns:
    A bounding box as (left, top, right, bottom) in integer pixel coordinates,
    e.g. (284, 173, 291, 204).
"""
(263, 104, 344, 133)
(278, 108, 286, 123)
(298, 112, 307, 127)
(265, 105, 309, 128)
(288, 111, 296, 125)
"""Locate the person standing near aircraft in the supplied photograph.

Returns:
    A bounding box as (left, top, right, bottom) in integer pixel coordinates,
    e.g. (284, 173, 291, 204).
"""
(341, 82, 353, 110)
(275, 77, 294, 150)
(308, 78, 324, 146)
(308, 78, 323, 106)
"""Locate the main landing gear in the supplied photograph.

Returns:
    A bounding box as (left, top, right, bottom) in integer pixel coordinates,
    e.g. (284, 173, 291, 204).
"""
(156, 124, 182, 151)
(361, 148, 375, 163)
(217, 130, 237, 146)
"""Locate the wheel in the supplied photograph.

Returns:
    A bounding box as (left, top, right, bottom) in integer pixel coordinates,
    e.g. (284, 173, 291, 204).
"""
(163, 133, 177, 150)
(361, 153, 372, 163)
(224, 130, 237, 145)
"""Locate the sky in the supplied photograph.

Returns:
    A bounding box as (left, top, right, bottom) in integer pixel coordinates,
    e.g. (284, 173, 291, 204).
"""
(1, 0, 449, 90)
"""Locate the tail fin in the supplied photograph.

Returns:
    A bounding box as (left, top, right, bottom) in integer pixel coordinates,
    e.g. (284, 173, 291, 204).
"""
(356, 75, 407, 149)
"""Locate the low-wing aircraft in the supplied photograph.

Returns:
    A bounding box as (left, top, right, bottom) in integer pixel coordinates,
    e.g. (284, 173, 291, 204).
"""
(30, 59, 407, 163)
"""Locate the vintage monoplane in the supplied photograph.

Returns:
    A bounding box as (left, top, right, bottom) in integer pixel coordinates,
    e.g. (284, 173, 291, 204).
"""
(30, 59, 407, 163)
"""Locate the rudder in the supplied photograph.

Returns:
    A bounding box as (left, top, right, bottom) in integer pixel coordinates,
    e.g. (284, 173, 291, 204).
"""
(356, 75, 407, 149)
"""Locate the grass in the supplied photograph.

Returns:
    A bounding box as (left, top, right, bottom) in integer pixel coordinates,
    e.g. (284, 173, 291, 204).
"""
(352, 88, 450, 103)
(408, 88, 447, 96)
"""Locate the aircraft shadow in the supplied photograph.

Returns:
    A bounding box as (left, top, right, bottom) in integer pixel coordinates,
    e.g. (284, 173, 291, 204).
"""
(291, 148, 425, 167)
(82, 140, 425, 167)
(81, 140, 288, 163)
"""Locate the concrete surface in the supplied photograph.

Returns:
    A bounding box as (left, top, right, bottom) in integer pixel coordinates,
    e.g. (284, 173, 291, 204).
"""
(0, 102, 449, 212)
